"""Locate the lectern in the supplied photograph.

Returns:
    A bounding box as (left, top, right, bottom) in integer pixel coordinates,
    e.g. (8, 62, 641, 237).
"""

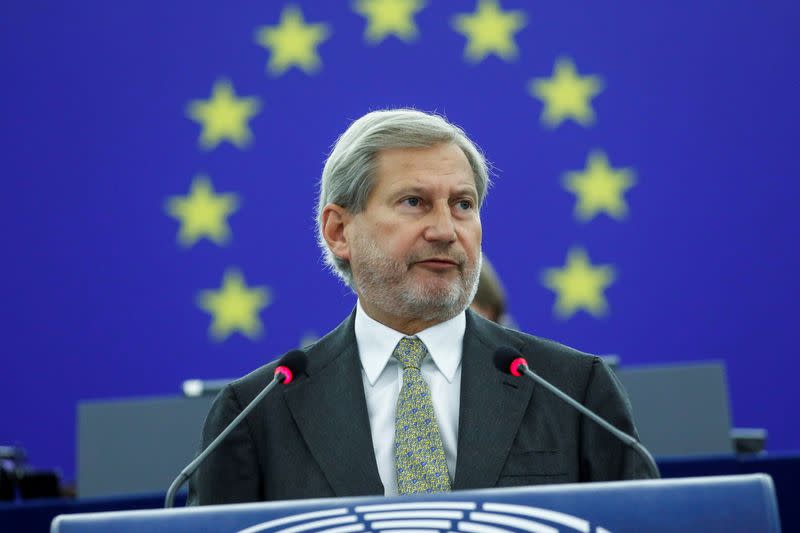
(52, 474, 780, 532)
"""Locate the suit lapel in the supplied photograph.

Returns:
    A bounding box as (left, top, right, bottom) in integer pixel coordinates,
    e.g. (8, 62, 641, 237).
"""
(283, 312, 384, 497)
(453, 311, 534, 490)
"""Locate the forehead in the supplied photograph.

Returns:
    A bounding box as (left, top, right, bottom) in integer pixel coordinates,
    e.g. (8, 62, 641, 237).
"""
(371, 142, 477, 195)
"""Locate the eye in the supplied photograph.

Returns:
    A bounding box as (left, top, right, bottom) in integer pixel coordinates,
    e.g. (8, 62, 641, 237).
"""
(402, 197, 421, 207)
(456, 199, 474, 210)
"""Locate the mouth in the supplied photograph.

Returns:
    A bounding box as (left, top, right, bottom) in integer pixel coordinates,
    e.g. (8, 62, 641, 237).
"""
(414, 257, 460, 271)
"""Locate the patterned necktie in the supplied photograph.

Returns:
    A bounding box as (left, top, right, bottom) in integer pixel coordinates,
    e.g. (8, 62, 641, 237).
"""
(393, 336, 452, 495)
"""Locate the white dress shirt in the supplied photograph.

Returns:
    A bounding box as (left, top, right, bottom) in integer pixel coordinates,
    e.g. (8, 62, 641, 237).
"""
(355, 301, 464, 496)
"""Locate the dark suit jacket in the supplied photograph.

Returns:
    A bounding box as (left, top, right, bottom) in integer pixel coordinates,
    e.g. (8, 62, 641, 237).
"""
(189, 309, 654, 505)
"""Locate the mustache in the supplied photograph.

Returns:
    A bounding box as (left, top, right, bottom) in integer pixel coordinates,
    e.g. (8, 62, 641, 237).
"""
(407, 245, 467, 266)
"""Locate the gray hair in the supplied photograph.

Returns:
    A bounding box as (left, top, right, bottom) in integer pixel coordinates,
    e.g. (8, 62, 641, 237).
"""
(316, 108, 491, 287)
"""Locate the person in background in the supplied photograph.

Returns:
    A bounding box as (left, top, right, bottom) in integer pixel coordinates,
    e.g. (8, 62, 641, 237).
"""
(470, 256, 507, 324)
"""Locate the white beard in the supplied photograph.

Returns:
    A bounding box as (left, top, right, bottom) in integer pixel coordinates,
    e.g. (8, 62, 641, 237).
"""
(351, 235, 482, 324)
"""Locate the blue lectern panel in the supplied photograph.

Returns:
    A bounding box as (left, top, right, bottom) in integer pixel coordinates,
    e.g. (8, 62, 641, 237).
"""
(51, 475, 779, 533)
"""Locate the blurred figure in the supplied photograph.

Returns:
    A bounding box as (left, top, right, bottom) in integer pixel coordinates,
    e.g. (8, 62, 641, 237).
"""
(470, 256, 506, 323)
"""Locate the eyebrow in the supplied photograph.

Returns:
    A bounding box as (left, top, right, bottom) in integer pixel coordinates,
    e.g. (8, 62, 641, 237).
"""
(391, 185, 478, 198)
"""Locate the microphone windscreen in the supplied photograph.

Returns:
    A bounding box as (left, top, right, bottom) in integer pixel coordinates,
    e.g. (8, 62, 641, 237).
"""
(279, 349, 308, 375)
(492, 347, 523, 374)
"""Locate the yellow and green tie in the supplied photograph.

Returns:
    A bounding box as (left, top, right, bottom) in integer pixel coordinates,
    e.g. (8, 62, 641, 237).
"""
(393, 336, 451, 495)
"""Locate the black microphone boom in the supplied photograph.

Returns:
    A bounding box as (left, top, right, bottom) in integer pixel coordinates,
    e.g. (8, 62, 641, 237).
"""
(164, 350, 308, 508)
(492, 347, 660, 479)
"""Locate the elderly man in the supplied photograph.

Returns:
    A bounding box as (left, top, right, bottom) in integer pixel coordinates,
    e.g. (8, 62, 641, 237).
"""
(189, 109, 653, 505)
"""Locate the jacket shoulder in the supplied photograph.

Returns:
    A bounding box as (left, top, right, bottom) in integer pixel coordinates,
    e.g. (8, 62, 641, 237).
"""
(468, 310, 597, 370)
(228, 310, 356, 403)
(223, 360, 281, 405)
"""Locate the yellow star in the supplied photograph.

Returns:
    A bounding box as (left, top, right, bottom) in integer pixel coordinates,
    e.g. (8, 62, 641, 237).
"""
(186, 80, 261, 150)
(528, 57, 604, 127)
(354, 0, 425, 43)
(197, 269, 272, 341)
(165, 176, 239, 247)
(564, 151, 636, 221)
(452, 0, 527, 63)
(254, 5, 331, 75)
(542, 248, 616, 319)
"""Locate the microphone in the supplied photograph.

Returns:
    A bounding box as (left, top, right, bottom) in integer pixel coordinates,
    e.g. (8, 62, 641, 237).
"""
(164, 350, 308, 508)
(493, 348, 660, 479)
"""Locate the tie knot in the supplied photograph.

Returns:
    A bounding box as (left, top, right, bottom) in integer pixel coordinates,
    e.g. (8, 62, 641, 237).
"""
(392, 336, 428, 370)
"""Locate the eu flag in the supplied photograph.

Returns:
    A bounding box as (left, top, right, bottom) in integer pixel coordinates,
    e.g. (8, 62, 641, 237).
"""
(1, 1, 798, 484)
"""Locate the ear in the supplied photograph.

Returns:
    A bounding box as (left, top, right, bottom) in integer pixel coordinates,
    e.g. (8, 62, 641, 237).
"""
(321, 203, 352, 261)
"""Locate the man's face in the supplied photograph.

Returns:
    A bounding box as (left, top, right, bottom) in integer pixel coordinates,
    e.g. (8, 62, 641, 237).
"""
(345, 142, 482, 327)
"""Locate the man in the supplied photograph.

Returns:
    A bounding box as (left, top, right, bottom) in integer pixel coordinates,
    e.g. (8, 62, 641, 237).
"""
(189, 109, 654, 505)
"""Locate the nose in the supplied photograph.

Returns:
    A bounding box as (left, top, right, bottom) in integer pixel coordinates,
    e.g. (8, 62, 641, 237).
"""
(423, 203, 457, 243)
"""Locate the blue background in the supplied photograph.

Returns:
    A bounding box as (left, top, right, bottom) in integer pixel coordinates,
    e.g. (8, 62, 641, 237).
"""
(1, 1, 798, 485)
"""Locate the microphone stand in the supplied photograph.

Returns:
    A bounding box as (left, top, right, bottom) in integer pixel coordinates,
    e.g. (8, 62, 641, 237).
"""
(164, 373, 284, 508)
(519, 363, 660, 480)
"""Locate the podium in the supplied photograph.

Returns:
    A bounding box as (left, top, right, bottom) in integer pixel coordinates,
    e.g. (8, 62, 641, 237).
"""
(52, 474, 780, 532)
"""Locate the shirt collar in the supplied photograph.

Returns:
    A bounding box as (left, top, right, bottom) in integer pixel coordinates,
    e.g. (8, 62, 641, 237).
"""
(355, 300, 465, 386)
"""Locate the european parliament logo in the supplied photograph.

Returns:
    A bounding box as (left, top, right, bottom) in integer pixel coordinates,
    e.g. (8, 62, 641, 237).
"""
(238, 501, 609, 533)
